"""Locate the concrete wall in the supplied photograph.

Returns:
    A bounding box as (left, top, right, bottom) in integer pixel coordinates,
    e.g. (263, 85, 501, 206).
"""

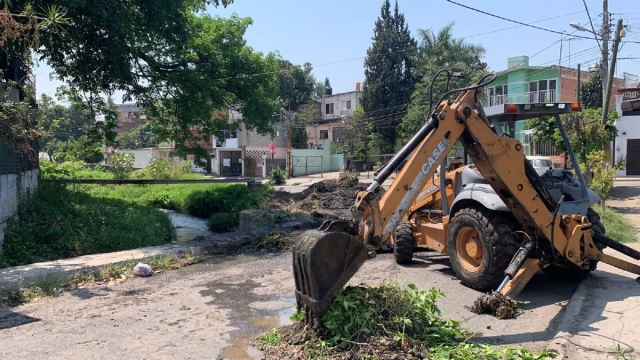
(0, 169, 39, 249)
(320, 91, 361, 120)
(291, 142, 343, 176)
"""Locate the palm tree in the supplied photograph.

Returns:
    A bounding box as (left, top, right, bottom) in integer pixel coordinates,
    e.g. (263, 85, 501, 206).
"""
(399, 22, 487, 138)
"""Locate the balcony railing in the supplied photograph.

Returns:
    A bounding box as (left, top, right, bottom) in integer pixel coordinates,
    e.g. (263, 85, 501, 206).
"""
(482, 89, 558, 107)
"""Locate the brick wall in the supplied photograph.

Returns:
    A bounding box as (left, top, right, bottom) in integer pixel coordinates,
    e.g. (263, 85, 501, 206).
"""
(559, 67, 626, 105)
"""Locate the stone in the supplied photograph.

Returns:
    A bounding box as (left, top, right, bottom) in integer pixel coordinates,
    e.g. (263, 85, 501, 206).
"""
(133, 263, 153, 277)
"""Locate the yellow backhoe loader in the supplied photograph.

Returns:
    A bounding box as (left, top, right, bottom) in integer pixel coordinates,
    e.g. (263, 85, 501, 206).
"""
(292, 72, 640, 327)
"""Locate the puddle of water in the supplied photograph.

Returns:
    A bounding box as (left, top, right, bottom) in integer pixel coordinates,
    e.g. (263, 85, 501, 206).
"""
(161, 209, 214, 242)
(200, 280, 296, 360)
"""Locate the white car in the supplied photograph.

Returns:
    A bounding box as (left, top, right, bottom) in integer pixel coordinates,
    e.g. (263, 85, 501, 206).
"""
(527, 156, 555, 176)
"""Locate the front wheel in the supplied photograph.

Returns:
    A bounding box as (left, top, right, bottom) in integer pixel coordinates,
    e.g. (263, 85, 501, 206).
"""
(394, 221, 415, 265)
(447, 206, 520, 290)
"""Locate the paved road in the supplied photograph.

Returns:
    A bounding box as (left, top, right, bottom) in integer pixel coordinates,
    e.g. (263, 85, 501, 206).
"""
(0, 250, 578, 360)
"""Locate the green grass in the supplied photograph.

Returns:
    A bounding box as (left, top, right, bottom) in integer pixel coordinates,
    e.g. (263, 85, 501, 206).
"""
(0, 182, 176, 268)
(601, 206, 639, 243)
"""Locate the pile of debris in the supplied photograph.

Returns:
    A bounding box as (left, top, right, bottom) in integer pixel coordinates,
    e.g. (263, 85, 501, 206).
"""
(255, 281, 551, 360)
(296, 179, 385, 211)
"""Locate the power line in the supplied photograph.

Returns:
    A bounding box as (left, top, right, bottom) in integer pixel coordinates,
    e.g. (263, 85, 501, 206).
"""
(446, 0, 640, 45)
(461, 9, 595, 39)
(582, 0, 602, 51)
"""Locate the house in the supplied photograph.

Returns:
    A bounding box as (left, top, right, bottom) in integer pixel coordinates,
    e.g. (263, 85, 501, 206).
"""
(482, 55, 626, 163)
(115, 103, 147, 134)
(210, 108, 289, 177)
(306, 84, 362, 149)
(614, 80, 640, 175)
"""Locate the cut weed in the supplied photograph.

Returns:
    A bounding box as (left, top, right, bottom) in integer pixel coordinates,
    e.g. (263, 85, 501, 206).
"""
(257, 281, 556, 360)
(252, 231, 293, 252)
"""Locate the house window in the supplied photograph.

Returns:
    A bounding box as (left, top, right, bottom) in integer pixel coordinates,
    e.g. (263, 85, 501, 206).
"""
(223, 130, 237, 139)
(529, 79, 557, 102)
(319, 130, 329, 139)
(342, 100, 351, 110)
(332, 127, 344, 142)
(325, 103, 334, 115)
(488, 85, 508, 106)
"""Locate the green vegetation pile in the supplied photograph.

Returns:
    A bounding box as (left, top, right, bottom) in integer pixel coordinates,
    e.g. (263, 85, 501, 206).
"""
(257, 281, 554, 360)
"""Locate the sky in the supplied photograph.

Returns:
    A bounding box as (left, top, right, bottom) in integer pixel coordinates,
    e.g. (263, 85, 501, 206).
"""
(32, 0, 640, 103)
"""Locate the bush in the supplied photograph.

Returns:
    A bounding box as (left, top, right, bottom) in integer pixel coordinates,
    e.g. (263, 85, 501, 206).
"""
(268, 167, 287, 185)
(339, 171, 359, 187)
(207, 212, 236, 232)
(0, 183, 175, 268)
(110, 153, 135, 179)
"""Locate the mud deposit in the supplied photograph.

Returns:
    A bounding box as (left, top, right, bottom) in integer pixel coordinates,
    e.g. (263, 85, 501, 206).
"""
(268, 179, 385, 212)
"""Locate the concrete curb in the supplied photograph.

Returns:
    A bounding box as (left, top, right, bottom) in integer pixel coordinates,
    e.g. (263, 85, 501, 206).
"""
(545, 275, 591, 359)
(615, 178, 640, 182)
(545, 248, 640, 359)
(0, 218, 324, 290)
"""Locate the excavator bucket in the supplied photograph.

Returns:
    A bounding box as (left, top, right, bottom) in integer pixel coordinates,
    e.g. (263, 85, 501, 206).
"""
(293, 220, 369, 327)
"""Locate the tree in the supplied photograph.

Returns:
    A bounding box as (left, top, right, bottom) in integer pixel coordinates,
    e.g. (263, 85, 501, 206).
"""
(360, 0, 418, 152)
(527, 108, 619, 185)
(3, 1, 282, 164)
(343, 107, 370, 166)
(290, 105, 320, 149)
(400, 22, 487, 138)
(580, 65, 603, 109)
(277, 59, 315, 111)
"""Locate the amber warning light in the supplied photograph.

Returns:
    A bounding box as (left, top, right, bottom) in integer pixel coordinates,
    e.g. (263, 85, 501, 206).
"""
(505, 104, 518, 113)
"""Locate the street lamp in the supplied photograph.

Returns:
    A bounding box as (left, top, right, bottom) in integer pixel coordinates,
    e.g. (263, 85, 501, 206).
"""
(569, 22, 593, 34)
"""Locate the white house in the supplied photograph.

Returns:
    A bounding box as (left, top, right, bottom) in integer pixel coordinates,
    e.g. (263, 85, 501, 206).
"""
(614, 88, 640, 176)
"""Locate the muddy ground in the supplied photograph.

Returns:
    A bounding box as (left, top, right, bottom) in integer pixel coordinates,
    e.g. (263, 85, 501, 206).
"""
(2, 181, 638, 359)
(0, 249, 580, 359)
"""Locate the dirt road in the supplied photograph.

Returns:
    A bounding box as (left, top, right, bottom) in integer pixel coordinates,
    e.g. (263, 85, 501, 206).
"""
(0, 249, 578, 360)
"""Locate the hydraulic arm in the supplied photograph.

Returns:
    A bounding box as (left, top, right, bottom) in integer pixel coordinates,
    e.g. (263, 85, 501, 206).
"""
(292, 74, 640, 327)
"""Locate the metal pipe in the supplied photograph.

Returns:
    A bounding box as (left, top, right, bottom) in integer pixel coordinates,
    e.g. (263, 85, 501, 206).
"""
(440, 160, 449, 215)
(370, 117, 438, 190)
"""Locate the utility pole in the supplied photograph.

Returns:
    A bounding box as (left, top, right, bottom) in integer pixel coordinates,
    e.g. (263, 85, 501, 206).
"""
(602, 19, 624, 125)
(601, 0, 609, 108)
(577, 63, 581, 102)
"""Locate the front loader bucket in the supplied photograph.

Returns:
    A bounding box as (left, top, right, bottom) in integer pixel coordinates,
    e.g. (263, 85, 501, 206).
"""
(293, 224, 368, 328)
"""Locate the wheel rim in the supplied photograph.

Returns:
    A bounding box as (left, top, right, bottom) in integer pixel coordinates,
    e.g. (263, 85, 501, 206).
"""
(455, 226, 484, 272)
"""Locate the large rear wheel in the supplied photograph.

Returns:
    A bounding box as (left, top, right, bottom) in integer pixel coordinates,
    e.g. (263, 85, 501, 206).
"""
(447, 206, 520, 290)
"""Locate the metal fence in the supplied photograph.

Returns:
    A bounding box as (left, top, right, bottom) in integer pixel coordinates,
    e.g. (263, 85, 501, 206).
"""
(292, 155, 324, 177)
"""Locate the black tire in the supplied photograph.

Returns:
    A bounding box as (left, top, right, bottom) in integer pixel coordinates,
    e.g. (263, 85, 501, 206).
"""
(447, 206, 520, 290)
(541, 207, 606, 278)
(394, 220, 415, 265)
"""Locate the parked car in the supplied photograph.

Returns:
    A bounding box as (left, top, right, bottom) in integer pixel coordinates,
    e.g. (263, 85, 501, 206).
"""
(527, 155, 555, 176)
